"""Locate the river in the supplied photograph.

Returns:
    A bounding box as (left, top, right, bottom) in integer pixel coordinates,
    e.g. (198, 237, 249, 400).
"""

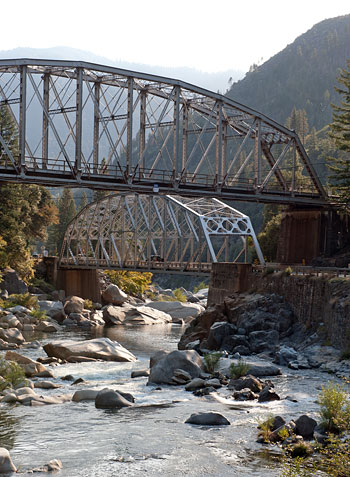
(0, 324, 343, 476)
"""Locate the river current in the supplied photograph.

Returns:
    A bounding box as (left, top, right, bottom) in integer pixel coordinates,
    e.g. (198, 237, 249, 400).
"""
(0, 324, 342, 476)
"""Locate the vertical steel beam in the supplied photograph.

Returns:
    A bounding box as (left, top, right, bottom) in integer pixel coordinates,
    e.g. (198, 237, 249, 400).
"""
(139, 90, 146, 172)
(75, 67, 83, 177)
(254, 119, 261, 188)
(182, 103, 188, 172)
(292, 139, 296, 195)
(126, 77, 133, 177)
(19, 65, 27, 171)
(216, 102, 223, 181)
(222, 121, 227, 178)
(173, 86, 180, 178)
(42, 73, 49, 169)
(93, 81, 100, 174)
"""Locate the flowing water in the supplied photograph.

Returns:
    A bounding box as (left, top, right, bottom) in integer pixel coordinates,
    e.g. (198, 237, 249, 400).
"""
(0, 324, 344, 476)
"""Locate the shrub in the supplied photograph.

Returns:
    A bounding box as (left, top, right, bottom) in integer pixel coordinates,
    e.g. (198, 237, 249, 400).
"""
(173, 288, 187, 303)
(0, 358, 26, 391)
(29, 309, 48, 321)
(257, 415, 275, 443)
(104, 270, 152, 297)
(29, 277, 55, 293)
(4, 293, 38, 310)
(229, 359, 251, 379)
(284, 266, 293, 276)
(203, 352, 221, 374)
(193, 281, 207, 293)
(318, 382, 350, 433)
(288, 441, 314, 458)
(280, 456, 316, 477)
(84, 299, 94, 310)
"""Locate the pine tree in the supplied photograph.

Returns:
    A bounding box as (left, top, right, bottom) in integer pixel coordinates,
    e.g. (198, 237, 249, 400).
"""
(78, 191, 88, 211)
(328, 60, 350, 208)
(0, 105, 18, 163)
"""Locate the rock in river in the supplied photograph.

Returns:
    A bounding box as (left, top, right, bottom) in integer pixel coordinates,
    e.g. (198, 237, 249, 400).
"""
(0, 447, 17, 473)
(185, 412, 230, 426)
(43, 337, 136, 362)
(148, 350, 203, 384)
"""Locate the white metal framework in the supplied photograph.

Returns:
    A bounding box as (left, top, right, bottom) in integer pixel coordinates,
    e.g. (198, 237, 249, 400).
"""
(0, 59, 328, 206)
(59, 193, 265, 274)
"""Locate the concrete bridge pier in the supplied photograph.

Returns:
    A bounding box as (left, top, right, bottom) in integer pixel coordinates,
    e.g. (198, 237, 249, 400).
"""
(207, 263, 252, 306)
(56, 268, 101, 303)
(43, 258, 101, 302)
(276, 207, 350, 265)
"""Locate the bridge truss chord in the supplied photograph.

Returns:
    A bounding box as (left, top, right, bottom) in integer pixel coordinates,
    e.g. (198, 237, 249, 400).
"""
(0, 59, 328, 206)
(59, 194, 265, 274)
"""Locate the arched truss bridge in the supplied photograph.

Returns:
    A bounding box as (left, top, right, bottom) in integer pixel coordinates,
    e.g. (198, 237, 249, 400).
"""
(59, 194, 265, 274)
(0, 59, 327, 206)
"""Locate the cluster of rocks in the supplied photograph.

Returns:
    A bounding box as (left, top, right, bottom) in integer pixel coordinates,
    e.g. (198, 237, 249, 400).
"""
(0, 447, 62, 474)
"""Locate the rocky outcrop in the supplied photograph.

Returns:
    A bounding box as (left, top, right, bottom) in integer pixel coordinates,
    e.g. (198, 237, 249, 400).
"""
(178, 294, 294, 356)
(43, 337, 137, 362)
(148, 350, 203, 384)
(0, 268, 27, 295)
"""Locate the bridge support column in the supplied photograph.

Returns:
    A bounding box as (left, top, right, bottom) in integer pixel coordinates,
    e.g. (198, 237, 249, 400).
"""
(56, 269, 101, 303)
(276, 207, 350, 265)
(208, 263, 252, 306)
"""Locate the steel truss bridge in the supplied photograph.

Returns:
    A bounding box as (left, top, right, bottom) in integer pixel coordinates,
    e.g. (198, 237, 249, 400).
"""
(0, 59, 328, 206)
(59, 194, 265, 275)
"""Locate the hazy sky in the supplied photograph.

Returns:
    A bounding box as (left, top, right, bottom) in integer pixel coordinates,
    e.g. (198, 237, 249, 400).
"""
(1, 0, 349, 72)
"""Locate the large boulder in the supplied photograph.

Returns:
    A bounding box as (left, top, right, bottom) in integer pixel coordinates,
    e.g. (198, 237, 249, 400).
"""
(295, 415, 317, 439)
(185, 412, 230, 426)
(38, 300, 65, 322)
(0, 268, 27, 294)
(144, 301, 204, 320)
(0, 328, 25, 345)
(43, 337, 136, 362)
(95, 388, 134, 409)
(102, 284, 128, 305)
(103, 304, 172, 325)
(148, 350, 203, 384)
(64, 296, 85, 315)
(0, 447, 17, 473)
(206, 321, 237, 350)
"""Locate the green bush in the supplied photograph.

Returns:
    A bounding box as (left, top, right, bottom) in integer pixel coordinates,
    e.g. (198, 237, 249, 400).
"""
(29, 277, 55, 293)
(29, 309, 48, 321)
(3, 293, 38, 310)
(257, 415, 275, 443)
(203, 352, 221, 374)
(229, 359, 251, 379)
(104, 270, 152, 297)
(84, 299, 94, 310)
(0, 358, 26, 391)
(193, 281, 207, 293)
(318, 382, 350, 433)
(284, 266, 293, 276)
(174, 288, 187, 303)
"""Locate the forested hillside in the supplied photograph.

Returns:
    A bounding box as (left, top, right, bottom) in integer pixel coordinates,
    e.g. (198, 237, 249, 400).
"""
(226, 15, 350, 130)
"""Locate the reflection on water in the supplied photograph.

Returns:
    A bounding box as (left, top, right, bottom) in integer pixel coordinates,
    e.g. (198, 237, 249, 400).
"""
(0, 408, 20, 449)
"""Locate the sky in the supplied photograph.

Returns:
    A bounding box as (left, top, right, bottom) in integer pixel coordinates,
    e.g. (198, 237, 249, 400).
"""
(1, 0, 349, 73)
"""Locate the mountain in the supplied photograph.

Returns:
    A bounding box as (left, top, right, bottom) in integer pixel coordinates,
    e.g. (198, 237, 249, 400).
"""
(0, 46, 243, 94)
(226, 14, 350, 130)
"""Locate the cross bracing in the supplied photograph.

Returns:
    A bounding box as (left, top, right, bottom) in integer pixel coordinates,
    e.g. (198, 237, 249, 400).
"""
(0, 59, 328, 206)
(59, 193, 265, 274)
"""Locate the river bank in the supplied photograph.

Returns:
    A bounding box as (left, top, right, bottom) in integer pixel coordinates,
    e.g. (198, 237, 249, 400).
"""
(0, 271, 349, 476)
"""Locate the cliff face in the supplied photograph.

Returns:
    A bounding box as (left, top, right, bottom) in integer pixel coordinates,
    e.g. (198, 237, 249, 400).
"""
(248, 273, 350, 350)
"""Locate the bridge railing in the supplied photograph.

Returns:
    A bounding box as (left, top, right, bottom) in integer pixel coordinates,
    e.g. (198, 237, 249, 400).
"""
(253, 263, 350, 278)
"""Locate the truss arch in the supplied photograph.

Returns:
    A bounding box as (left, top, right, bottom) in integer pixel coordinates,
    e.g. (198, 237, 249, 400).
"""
(59, 193, 265, 273)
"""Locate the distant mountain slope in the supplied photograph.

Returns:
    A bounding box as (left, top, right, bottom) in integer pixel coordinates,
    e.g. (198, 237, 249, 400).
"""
(0, 46, 243, 94)
(226, 14, 350, 129)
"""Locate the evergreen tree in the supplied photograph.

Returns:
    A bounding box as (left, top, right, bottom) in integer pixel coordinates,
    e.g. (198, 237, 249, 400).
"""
(78, 191, 88, 211)
(328, 59, 350, 209)
(285, 107, 309, 144)
(0, 106, 58, 279)
(53, 189, 77, 254)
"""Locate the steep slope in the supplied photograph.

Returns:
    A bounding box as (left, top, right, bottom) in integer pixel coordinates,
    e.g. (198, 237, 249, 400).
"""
(226, 15, 350, 129)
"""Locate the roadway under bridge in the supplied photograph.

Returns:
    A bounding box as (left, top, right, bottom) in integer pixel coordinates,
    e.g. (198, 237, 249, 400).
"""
(0, 59, 328, 206)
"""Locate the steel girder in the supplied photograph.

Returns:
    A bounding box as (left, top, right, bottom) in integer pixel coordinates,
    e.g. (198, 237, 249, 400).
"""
(0, 59, 328, 206)
(59, 193, 265, 274)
